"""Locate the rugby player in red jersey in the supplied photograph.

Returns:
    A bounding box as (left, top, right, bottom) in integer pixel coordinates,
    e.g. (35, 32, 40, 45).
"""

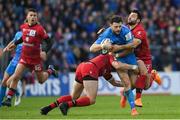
(40, 54, 138, 116)
(2, 8, 57, 107)
(119, 10, 162, 107)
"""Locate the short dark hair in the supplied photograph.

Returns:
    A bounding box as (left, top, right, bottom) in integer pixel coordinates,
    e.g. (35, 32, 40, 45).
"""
(109, 15, 123, 24)
(27, 8, 37, 13)
(131, 9, 142, 22)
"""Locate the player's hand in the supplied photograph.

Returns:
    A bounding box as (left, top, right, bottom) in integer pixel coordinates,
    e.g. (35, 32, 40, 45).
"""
(132, 65, 139, 74)
(101, 40, 113, 51)
(6, 43, 16, 52)
(102, 43, 113, 52)
(132, 39, 141, 48)
(3, 47, 7, 52)
(40, 51, 47, 61)
(97, 28, 105, 35)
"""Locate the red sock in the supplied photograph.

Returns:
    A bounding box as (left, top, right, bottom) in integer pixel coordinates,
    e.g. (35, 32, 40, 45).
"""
(50, 102, 58, 108)
(68, 97, 90, 108)
(135, 75, 147, 89)
(47, 69, 53, 75)
(49, 95, 72, 109)
(136, 88, 142, 99)
(7, 88, 16, 99)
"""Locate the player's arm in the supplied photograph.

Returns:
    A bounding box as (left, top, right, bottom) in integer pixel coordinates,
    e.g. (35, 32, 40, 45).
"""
(114, 30, 145, 51)
(111, 60, 139, 73)
(89, 27, 106, 52)
(90, 29, 113, 53)
(41, 37, 53, 61)
(90, 43, 112, 53)
(90, 38, 112, 53)
(3, 38, 23, 52)
(97, 28, 105, 35)
(42, 37, 53, 53)
(90, 43, 103, 53)
(115, 48, 133, 58)
(103, 72, 124, 87)
(112, 38, 141, 52)
(39, 25, 53, 53)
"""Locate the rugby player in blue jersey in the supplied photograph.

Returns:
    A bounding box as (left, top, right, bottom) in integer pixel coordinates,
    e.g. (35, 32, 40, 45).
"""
(90, 15, 138, 116)
(0, 31, 23, 107)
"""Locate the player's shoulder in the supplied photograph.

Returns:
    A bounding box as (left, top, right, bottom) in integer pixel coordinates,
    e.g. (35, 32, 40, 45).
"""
(134, 24, 146, 37)
(15, 31, 22, 37)
(20, 23, 28, 28)
(121, 24, 131, 34)
(13, 31, 22, 41)
(34, 23, 43, 29)
(135, 24, 146, 32)
(100, 27, 112, 37)
(37, 24, 47, 33)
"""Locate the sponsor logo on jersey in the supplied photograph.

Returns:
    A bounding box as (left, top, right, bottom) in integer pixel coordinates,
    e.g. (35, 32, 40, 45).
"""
(125, 32, 133, 41)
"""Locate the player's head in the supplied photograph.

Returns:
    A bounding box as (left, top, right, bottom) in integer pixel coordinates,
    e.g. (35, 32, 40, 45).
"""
(128, 9, 142, 26)
(26, 8, 38, 26)
(109, 15, 123, 35)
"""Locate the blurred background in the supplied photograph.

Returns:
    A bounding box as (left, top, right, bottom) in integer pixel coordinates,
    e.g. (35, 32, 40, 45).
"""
(0, 0, 180, 96)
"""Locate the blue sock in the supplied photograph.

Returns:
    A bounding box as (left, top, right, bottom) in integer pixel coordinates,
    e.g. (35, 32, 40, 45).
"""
(15, 89, 20, 96)
(0, 86, 7, 107)
(124, 89, 135, 109)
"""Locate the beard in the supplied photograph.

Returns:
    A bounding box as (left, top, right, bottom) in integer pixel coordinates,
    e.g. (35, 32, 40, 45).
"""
(128, 19, 137, 25)
(113, 30, 120, 35)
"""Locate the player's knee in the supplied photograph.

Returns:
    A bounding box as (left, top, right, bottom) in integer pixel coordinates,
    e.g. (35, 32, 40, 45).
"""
(141, 71, 148, 76)
(123, 80, 131, 88)
(13, 74, 21, 81)
(114, 64, 125, 70)
(131, 81, 136, 88)
(144, 84, 150, 90)
(113, 64, 120, 70)
(144, 86, 149, 90)
(89, 98, 96, 105)
(38, 80, 44, 84)
(1, 79, 8, 87)
(37, 77, 44, 84)
(87, 96, 96, 105)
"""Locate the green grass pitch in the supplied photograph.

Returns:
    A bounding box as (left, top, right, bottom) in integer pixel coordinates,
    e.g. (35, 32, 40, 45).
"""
(0, 95, 180, 119)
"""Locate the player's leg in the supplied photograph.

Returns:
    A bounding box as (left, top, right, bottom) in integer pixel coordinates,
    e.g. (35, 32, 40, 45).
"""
(14, 80, 22, 106)
(119, 70, 138, 108)
(40, 81, 84, 115)
(35, 65, 58, 84)
(0, 61, 18, 107)
(2, 63, 26, 107)
(79, 80, 98, 105)
(0, 72, 10, 107)
(59, 63, 98, 115)
(143, 62, 162, 90)
(117, 69, 138, 115)
(6, 77, 22, 106)
(117, 55, 138, 115)
(20, 74, 27, 97)
(112, 61, 139, 73)
(134, 60, 149, 107)
(118, 70, 130, 108)
(111, 61, 137, 108)
(59, 80, 98, 116)
(6, 74, 22, 106)
(150, 69, 162, 86)
(41, 64, 83, 115)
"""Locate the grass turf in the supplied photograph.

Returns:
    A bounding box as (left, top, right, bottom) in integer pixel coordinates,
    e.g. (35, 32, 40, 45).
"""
(0, 95, 180, 119)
